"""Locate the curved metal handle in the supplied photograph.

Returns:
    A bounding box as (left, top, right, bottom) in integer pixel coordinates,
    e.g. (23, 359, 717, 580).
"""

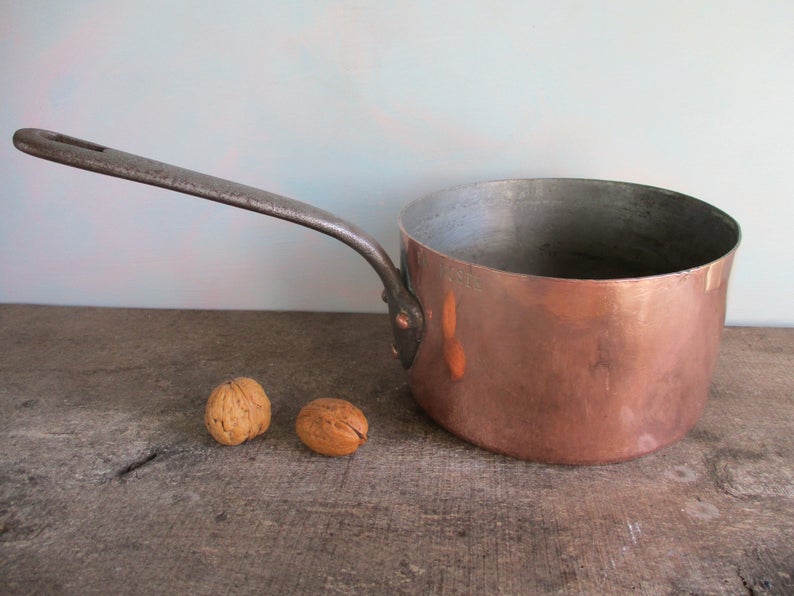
(13, 128, 423, 367)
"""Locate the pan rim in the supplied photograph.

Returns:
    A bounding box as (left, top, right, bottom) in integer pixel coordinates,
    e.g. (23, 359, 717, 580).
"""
(398, 177, 741, 284)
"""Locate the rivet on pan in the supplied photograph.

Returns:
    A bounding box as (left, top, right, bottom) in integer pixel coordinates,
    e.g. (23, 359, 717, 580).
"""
(395, 312, 411, 329)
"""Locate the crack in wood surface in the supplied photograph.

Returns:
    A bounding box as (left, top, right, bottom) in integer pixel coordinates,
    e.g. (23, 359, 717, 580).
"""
(114, 450, 159, 481)
(737, 568, 757, 596)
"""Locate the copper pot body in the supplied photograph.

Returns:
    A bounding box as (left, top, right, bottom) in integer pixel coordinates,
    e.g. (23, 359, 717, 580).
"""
(400, 179, 739, 464)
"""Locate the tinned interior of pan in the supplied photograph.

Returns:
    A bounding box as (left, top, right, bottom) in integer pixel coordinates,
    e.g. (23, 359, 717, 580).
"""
(400, 179, 741, 280)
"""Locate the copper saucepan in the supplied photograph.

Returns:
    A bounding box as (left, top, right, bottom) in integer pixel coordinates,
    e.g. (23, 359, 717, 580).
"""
(13, 128, 741, 464)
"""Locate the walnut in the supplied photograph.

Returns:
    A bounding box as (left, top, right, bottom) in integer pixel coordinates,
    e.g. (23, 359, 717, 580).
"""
(204, 377, 271, 445)
(295, 398, 368, 456)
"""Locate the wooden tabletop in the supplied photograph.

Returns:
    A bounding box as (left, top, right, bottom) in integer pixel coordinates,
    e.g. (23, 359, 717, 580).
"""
(1, 305, 792, 595)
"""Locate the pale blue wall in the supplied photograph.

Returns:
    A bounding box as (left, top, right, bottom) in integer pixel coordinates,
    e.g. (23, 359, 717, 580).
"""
(2, 1, 792, 324)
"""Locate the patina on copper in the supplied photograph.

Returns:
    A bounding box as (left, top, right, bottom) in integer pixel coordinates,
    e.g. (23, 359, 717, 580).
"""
(13, 129, 740, 464)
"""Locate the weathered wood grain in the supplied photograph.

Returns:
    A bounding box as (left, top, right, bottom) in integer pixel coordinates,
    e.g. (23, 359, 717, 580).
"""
(0, 306, 792, 595)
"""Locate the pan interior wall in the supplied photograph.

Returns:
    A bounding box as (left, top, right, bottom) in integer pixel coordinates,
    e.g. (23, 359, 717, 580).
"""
(400, 179, 740, 280)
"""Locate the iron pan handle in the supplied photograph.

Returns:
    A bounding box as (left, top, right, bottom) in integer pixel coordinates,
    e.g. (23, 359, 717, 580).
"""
(13, 128, 423, 368)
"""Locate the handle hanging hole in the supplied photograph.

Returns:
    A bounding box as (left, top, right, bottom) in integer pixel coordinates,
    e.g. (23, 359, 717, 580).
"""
(41, 131, 106, 152)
